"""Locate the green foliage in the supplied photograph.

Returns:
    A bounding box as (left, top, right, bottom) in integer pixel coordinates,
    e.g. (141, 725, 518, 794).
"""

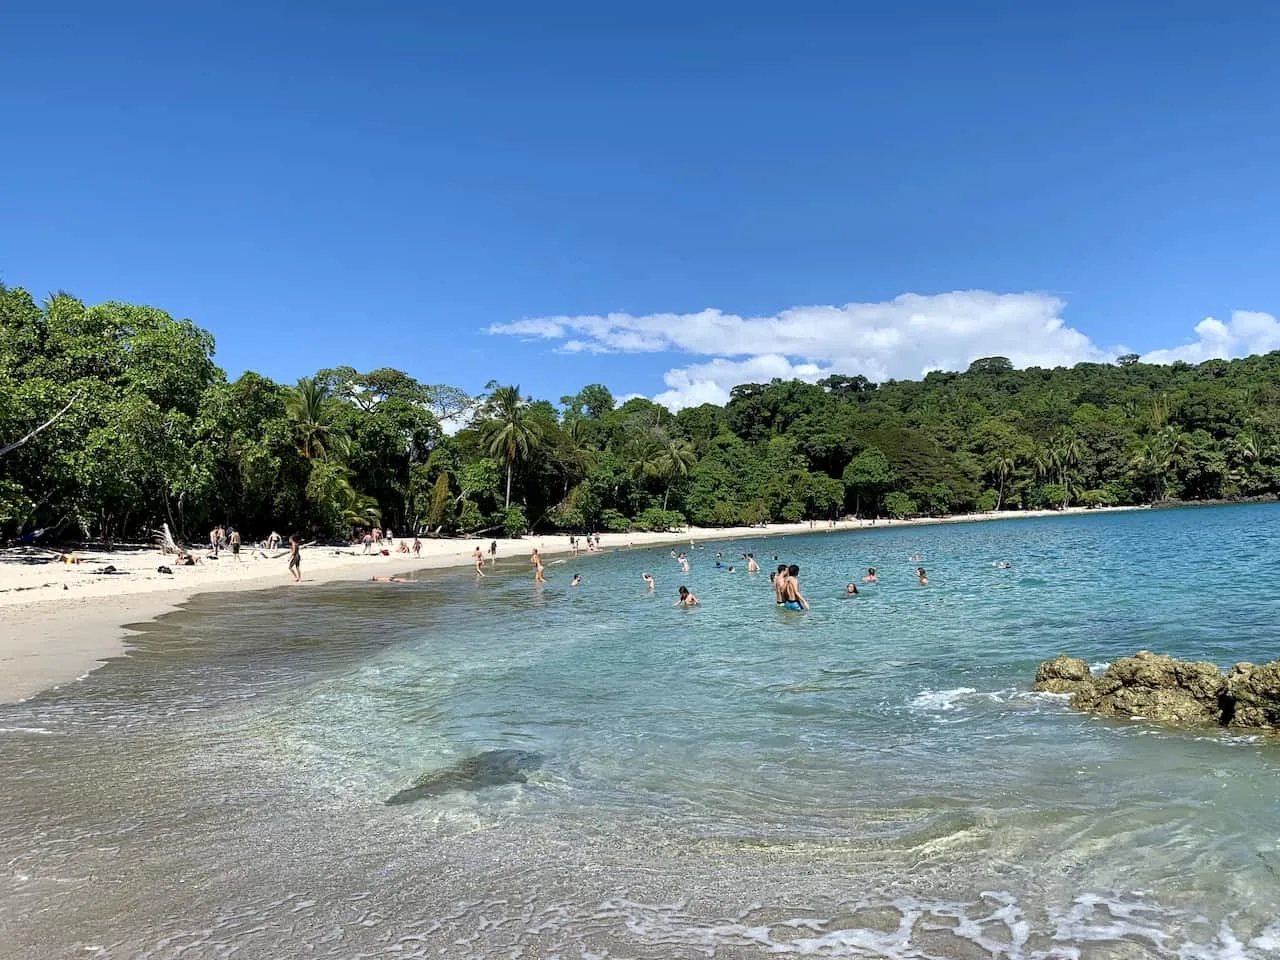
(503, 504, 528, 539)
(6, 277, 1280, 545)
(883, 491, 918, 518)
(633, 508, 686, 532)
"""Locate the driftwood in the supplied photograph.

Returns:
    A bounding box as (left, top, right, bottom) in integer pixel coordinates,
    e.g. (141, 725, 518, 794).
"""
(0, 391, 82, 458)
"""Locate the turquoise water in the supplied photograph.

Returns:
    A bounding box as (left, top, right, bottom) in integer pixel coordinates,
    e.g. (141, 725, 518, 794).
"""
(2, 505, 1280, 958)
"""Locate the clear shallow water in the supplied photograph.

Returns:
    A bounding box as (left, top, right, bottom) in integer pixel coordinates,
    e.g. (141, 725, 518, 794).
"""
(2, 505, 1280, 959)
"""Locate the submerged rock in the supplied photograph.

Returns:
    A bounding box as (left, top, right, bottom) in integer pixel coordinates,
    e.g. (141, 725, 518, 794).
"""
(1034, 651, 1280, 733)
(1034, 655, 1093, 694)
(385, 749, 545, 806)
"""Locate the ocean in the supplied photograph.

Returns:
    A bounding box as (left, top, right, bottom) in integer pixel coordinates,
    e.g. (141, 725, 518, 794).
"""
(2, 504, 1279, 959)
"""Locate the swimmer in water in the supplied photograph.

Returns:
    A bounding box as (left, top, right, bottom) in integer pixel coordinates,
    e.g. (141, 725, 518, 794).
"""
(472, 546, 486, 577)
(910, 553, 923, 562)
(571, 574, 582, 586)
(844, 583, 859, 596)
(371, 576, 415, 583)
(916, 566, 929, 586)
(862, 567, 878, 583)
(772, 564, 789, 604)
(676, 585, 699, 607)
(727, 566, 736, 573)
(780, 564, 809, 611)
(746, 553, 760, 573)
(642, 572, 655, 591)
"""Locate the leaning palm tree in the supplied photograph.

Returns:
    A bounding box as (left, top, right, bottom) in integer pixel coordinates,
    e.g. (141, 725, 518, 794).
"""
(286, 377, 348, 461)
(650, 438, 698, 511)
(985, 449, 1017, 511)
(480, 385, 544, 509)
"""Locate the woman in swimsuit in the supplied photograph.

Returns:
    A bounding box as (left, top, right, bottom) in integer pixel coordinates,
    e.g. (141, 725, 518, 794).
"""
(676, 585, 699, 607)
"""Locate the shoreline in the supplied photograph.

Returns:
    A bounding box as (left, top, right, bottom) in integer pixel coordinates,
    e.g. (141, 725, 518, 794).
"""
(0, 505, 1143, 703)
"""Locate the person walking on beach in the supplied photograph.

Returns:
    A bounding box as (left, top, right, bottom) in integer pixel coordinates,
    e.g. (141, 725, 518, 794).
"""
(209, 526, 220, 558)
(489, 540, 497, 565)
(676, 585, 699, 607)
(472, 546, 486, 578)
(362, 531, 373, 555)
(780, 564, 809, 611)
(230, 528, 241, 560)
(413, 536, 421, 557)
(288, 535, 301, 583)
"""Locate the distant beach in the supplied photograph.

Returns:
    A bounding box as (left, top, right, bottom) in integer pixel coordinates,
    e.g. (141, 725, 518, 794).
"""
(0, 505, 1142, 703)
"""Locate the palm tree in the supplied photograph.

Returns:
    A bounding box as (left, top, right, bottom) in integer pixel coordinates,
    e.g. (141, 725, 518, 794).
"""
(286, 377, 348, 461)
(480, 385, 544, 509)
(985, 449, 1017, 511)
(649, 438, 698, 511)
(1130, 426, 1186, 501)
(1050, 428, 1083, 508)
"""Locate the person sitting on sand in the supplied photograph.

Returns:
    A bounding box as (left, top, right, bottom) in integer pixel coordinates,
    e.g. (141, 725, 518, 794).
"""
(175, 553, 199, 566)
(642, 572, 655, 591)
(473, 546, 487, 578)
(916, 566, 929, 586)
(676, 585, 699, 607)
(862, 567, 877, 583)
(844, 583, 859, 596)
(267, 530, 281, 551)
(396, 541, 410, 553)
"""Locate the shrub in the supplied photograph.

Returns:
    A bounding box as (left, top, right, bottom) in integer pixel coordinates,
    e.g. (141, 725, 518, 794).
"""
(503, 505, 528, 539)
(599, 508, 631, 532)
(976, 488, 999, 512)
(1078, 488, 1116, 508)
(457, 499, 484, 532)
(633, 508, 686, 532)
(883, 491, 918, 518)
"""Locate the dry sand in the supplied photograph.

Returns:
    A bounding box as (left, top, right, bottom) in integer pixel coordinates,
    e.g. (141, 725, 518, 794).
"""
(0, 507, 1141, 702)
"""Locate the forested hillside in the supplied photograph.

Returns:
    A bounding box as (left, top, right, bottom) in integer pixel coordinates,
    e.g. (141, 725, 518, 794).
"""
(3, 283, 1278, 542)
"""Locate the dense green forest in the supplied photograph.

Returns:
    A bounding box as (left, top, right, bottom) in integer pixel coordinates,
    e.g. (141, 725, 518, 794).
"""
(3, 283, 1279, 543)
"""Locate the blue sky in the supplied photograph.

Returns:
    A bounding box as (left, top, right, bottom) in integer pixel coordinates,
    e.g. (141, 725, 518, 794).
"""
(3, 2, 1279, 408)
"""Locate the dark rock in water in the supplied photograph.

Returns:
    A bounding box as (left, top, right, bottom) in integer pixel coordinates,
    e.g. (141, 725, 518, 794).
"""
(384, 749, 544, 806)
(1034, 655, 1093, 694)
(1071, 651, 1223, 725)
(1224, 662, 1280, 729)
(1034, 650, 1280, 732)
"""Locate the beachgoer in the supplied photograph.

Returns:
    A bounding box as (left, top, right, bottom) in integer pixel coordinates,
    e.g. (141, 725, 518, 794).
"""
(288, 536, 301, 582)
(373, 528, 383, 546)
(472, 546, 487, 577)
(642, 572, 655, 591)
(781, 564, 809, 610)
(230, 529, 241, 560)
(362, 531, 373, 555)
(844, 583, 859, 596)
(746, 553, 759, 573)
(489, 541, 497, 564)
(863, 567, 878, 583)
(209, 527, 219, 558)
(371, 576, 415, 583)
(773, 564, 789, 604)
(267, 530, 281, 551)
(916, 566, 929, 586)
(727, 566, 736, 573)
(676, 585, 699, 607)
(413, 536, 422, 556)
(571, 574, 582, 586)
(384, 528, 393, 547)
(531, 548, 544, 584)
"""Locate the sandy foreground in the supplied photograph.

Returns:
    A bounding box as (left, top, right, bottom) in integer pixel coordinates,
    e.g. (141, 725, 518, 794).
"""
(0, 506, 1140, 702)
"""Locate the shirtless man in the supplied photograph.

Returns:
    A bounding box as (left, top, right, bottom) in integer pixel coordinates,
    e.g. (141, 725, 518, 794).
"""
(772, 564, 789, 605)
(746, 553, 760, 574)
(916, 566, 929, 586)
(472, 546, 486, 577)
(862, 567, 878, 583)
(780, 564, 809, 611)
(642, 572, 656, 591)
(531, 548, 545, 584)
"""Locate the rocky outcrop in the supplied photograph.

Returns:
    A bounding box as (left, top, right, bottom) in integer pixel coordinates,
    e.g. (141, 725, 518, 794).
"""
(1035, 650, 1280, 732)
(1034, 655, 1093, 694)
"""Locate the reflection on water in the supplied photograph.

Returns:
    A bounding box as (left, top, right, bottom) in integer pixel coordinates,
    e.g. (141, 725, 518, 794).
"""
(3, 506, 1280, 958)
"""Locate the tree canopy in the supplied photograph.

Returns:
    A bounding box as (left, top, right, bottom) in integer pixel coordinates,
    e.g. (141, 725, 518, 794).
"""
(4, 283, 1280, 542)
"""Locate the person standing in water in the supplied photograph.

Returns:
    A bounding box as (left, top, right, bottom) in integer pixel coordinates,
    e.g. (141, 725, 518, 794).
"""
(287, 535, 301, 583)
(781, 564, 809, 610)
(862, 567, 878, 583)
(916, 566, 929, 585)
(531, 548, 545, 584)
(472, 546, 486, 577)
(676, 585, 699, 607)
(571, 574, 582, 586)
(642, 572, 656, 591)
(746, 553, 760, 573)
(489, 540, 497, 564)
(772, 564, 789, 604)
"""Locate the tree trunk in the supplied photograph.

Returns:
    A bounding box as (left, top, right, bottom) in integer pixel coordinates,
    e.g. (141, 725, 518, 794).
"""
(996, 475, 1005, 512)
(504, 460, 513, 509)
(663, 480, 671, 512)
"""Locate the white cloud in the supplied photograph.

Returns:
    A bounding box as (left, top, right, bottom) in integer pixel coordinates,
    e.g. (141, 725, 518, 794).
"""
(489, 294, 1279, 411)
(1141, 311, 1280, 365)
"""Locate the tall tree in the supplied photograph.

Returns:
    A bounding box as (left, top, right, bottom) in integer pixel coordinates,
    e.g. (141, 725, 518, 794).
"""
(480, 385, 544, 509)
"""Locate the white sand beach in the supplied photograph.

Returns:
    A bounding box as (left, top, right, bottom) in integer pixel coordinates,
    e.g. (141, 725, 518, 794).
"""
(0, 506, 1141, 702)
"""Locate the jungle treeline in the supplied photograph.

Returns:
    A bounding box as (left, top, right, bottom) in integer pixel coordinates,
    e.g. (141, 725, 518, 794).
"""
(3, 283, 1278, 542)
